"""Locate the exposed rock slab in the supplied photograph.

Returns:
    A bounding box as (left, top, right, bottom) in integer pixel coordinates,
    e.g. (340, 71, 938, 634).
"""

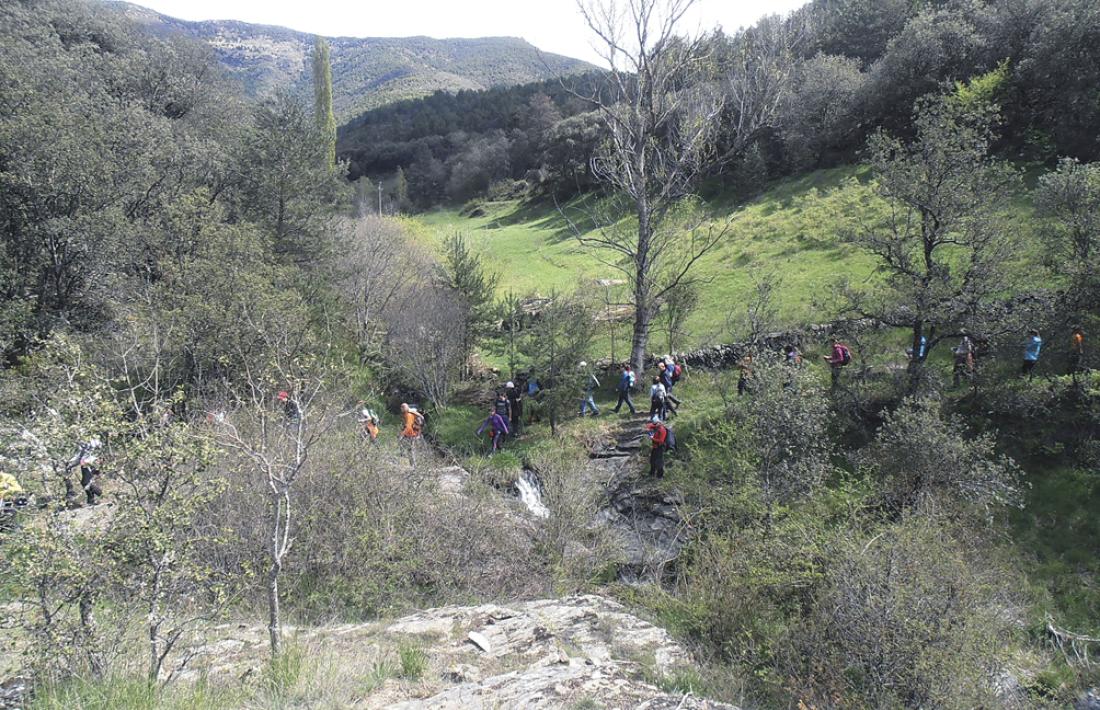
(385, 595, 735, 709)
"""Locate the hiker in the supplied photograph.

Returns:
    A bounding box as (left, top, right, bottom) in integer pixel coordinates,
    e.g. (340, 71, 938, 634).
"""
(612, 363, 637, 415)
(67, 438, 103, 506)
(494, 390, 513, 434)
(398, 403, 424, 465)
(1021, 329, 1043, 380)
(579, 363, 600, 417)
(1070, 326, 1085, 377)
(357, 403, 380, 442)
(0, 472, 25, 507)
(505, 381, 524, 436)
(277, 390, 300, 424)
(476, 406, 510, 453)
(667, 356, 685, 388)
(906, 335, 928, 362)
(822, 337, 852, 388)
(656, 361, 680, 413)
(646, 417, 670, 479)
(952, 333, 976, 387)
(649, 376, 667, 420)
(784, 345, 803, 367)
(737, 353, 754, 396)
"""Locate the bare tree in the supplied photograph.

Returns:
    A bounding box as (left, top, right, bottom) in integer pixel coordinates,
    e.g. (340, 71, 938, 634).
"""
(385, 282, 467, 408)
(214, 323, 336, 660)
(334, 216, 417, 354)
(572, 0, 796, 373)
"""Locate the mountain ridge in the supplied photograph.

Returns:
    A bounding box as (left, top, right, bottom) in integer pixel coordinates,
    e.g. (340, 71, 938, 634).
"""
(105, 0, 597, 119)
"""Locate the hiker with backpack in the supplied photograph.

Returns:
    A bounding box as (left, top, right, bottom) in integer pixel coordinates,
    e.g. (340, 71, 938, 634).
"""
(667, 356, 685, 388)
(737, 353, 754, 396)
(646, 417, 673, 478)
(505, 381, 523, 436)
(1021, 329, 1043, 380)
(649, 376, 668, 420)
(67, 438, 103, 506)
(357, 403, 380, 443)
(278, 390, 300, 425)
(494, 390, 513, 435)
(657, 361, 680, 413)
(398, 403, 425, 465)
(579, 363, 600, 417)
(823, 338, 852, 388)
(952, 333, 976, 387)
(476, 406, 510, 453)
(612, 363, 638, 415)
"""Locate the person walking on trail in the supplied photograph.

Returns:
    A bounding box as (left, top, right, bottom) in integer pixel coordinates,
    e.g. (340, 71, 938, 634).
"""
(1021, 329, 1043, 380)
(823, 338, 852, 388)
(1070, 326, 1085, 378)
(612, 363, 637, 415)
(666, 356, 685, 389)
(646, 417, 670, 479)
(357, 403, 380, 442)
(505, 381, 524, 436)
(784, 345, 803, 367)
(67, 438, 103, 506)
(656, 361, 680, 413)
(398, 403, 424, 465)
(278, 390, 300, 424)
(953, 333, 976, 387)
(476, 407, 510, 453)
(494, 391, 512, 435)
(649, 376, 667, 420)
(737, 353, 754, 396)
(579, 363, 600, 417)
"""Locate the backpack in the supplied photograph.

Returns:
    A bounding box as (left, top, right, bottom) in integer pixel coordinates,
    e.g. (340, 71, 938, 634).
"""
(627, 371, 636, 389)
(838, 344, 852, 365)
(672, 364, 683, 383)
(665, 427, 676, 450)
(411, 409, 426, 434)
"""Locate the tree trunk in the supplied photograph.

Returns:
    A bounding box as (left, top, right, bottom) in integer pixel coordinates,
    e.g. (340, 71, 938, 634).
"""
(630, 203, 653, 375)
(267, 560, 282, 659)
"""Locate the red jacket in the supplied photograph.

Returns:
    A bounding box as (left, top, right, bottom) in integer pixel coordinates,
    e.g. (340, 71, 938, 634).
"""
(648, 424, 668, 447)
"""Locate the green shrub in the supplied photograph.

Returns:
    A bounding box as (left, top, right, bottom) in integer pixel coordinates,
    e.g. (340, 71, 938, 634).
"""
(398, 644, 428, 680)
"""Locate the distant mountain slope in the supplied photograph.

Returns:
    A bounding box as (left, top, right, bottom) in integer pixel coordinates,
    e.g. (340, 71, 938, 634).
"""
(106, 1, 596, 119)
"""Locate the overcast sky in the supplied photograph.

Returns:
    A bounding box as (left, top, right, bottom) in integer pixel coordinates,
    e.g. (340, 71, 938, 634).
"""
(119, 0, 809, 63)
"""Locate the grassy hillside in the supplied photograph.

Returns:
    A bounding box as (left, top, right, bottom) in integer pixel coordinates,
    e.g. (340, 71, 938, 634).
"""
(414, 165, 1042, 352)
(108, 1, 595, 120)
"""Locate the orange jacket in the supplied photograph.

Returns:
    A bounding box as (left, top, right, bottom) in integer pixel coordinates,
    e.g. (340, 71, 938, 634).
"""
(401, 411, 420, 438)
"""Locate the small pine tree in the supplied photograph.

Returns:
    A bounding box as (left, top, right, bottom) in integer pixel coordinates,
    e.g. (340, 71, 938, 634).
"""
(441, 233, 500, 377)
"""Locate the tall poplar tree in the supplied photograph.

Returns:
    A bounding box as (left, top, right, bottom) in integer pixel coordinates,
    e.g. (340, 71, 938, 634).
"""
(312, 36, 336, 169)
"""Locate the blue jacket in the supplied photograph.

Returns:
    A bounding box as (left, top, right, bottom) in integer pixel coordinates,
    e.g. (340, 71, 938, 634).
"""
(617, 370, 635, 392)
(1024, 335, 1043, 362)
(659, 369, 674, 389)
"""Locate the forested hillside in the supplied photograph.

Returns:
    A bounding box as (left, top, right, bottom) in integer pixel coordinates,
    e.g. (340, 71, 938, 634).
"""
(108, 0, 595, 121)
(4, 0, 1100, 708)
(343, 0, 1100, 210)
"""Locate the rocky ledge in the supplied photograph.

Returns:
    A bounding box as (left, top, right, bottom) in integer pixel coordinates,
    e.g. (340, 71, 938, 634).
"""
(384, 594, 736, 709)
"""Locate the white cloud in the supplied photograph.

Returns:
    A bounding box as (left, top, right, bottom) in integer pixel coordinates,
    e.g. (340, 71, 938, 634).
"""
(114, 0, 808, 64)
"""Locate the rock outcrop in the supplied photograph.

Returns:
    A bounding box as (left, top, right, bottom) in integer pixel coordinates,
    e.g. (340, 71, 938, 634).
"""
(385, 595, 735, 709)
(158, 595, 735, 709)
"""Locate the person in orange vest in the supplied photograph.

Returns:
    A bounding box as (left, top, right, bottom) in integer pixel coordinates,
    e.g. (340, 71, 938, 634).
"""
(398, 403, 424, 465)
(1070, 326, 1085, 378)
(357, 402, 380, 442)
